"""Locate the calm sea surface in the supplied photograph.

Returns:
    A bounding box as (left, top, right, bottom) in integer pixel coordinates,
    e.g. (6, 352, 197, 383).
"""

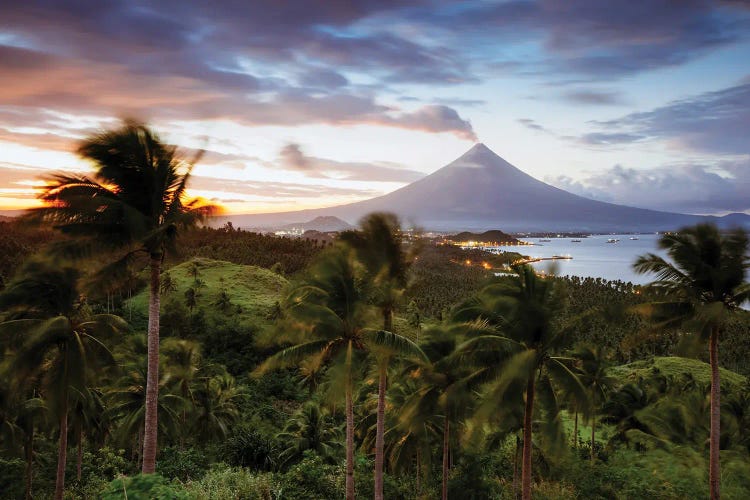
(495, 234, 666, 284)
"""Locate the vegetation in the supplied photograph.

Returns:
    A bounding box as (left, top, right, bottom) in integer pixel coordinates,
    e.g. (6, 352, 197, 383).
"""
(1, 121, 749, 499)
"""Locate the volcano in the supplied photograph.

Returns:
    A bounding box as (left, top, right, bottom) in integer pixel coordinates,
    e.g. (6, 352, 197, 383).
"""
(224, 144, 749, 232)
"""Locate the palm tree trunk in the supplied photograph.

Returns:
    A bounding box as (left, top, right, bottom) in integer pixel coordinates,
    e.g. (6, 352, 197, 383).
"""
(54, 397, 68, 500)
(374, 363, 387, 500)
(142, 253, 162, 474)
(709, 326, 721, 500)
(416, 447, 421, 496)
(383, 307, 393, 332)
(345, 379, 355, 500)
(590, 418, 596, 463)
(442, 417, 449, 500)
(76, 425, 83, 481)
(24, 426, 33, 500)
(512, 435, 520, 499)
(521, 376, 536, 500)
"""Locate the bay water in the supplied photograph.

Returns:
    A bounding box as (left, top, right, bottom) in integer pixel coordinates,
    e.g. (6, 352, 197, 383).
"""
(497, 234, 666, 284)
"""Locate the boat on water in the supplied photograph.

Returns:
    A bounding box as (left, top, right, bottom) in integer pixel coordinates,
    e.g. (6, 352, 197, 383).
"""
(606, 238, 620, 243)
(539, 239, 551, 242)
(629, 236, 639, 240)
(571, 239, 582, 243)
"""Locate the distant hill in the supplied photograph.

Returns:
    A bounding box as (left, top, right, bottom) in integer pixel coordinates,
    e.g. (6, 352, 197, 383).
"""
(447, 230, 519, 244)
(278, 215, 354, 232)
(222, 144, 750, 232)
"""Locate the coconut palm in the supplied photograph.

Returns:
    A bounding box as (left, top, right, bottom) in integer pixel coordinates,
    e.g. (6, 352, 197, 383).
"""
(0, 261, 125, 500)
(382, 378, 439, 497)
(400, 325, 477, 500)
(0, 373, 47, 500)
(107, 335, 186, 460)
(26, 120, 216, 473)
(277, 400, 343, 468)
(255, 246, 423, 500)
(341, 212, 416, 500)
(191, 371, 243, 444)
(453, 266, 586, 500)
(571, 345, 616, 461)
(69, 387, 108, 481)
(634, 224, 749, 499)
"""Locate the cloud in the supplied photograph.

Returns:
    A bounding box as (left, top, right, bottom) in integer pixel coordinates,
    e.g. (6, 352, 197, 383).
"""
(277, 143, 425, 182)
(584, 80, 750, 154)
(578, 132, 646, 146)
(421, 0, 750, 78)
(0, 43, 476, 140)
(562, 89, 625, 105)
(190, 174, 381, 199)
(548, 160, 750, 214)
(518, 118, 549, 132)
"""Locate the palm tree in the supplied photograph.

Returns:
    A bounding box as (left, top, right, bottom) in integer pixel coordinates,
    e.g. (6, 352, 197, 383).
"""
(107, 335, 186, 461)
(400, 324, 477, 500)
(191, 372, 243, 444)
(277, 400, 343, 468)
(571, 345, 616, 461)
(69, 387, 108, 481)
(0, 374, 46, 500)
(454, 266, 586, 500)
(341, 212, 416, 500)
(255, 246, 423, 500)
(0, 261, 125, 500)
(26, 120, 216, 473)
(634, 224, 749, 499)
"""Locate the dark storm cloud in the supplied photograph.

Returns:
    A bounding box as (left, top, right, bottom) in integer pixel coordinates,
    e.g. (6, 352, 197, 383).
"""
(549, 160, 750, 214)
(585, 81, 750, 154)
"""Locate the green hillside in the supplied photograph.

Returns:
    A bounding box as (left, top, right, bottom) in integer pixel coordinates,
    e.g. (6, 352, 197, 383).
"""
(127, 258, 288, 326)
(609, 356, 747, 389)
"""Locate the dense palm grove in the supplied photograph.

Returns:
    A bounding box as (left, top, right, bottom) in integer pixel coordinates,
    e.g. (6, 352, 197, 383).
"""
(1, 123, 749, 500)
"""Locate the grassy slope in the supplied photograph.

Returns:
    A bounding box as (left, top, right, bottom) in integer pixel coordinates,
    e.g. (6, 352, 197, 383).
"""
(609, 356, 746, 389)
(563, 356, 747, 445)
(128, 257, 288, 326)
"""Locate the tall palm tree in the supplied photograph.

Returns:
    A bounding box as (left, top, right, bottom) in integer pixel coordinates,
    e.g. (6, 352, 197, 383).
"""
(400, 325, 477, 500)
(26, 120, 217, 473)
(634, 224, 749, 499)
(454, 266, 586, 500)
(255, 246, 423, 500)
(106, 335, 185, 460)
(341, 212, 416, 500)
(0, 261, 125, 500)
(571, 345, 616, 461)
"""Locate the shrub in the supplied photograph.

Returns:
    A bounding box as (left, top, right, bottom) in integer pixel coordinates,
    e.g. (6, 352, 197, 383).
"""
(101, 474, 190, 500)
(276, 451, 343, 500)
(181, 465, 278, 500)
(157, 446, 211, 481)
(0, 458, 25, 500)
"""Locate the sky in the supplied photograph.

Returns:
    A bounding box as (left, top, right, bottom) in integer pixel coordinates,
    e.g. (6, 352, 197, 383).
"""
(1, 0, 749, 215)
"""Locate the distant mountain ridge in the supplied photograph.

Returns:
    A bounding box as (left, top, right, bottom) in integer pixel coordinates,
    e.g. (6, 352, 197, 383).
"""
(208, 144, 750, 232)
